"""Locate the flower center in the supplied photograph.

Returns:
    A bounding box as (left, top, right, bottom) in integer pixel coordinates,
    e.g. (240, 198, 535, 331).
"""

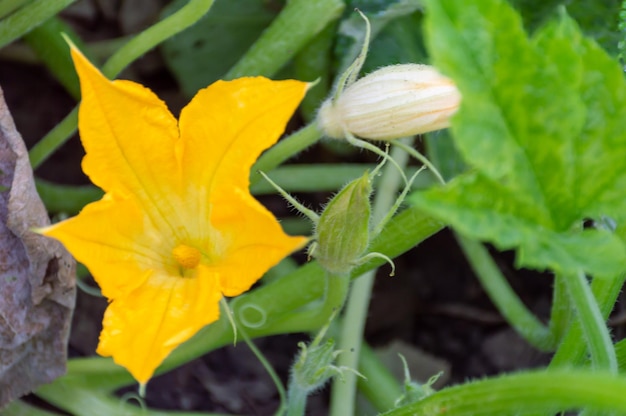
(172, 244, 201, 269)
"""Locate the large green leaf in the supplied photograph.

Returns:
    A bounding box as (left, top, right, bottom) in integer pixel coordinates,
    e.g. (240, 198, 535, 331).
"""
(411, 0, 626, 277)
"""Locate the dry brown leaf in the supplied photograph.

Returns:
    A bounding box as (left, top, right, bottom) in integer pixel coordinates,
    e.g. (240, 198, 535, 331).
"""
(0, 86, 76, 408)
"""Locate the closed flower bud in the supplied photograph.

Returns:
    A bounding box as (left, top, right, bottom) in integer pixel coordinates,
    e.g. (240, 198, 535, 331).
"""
(313, 172, 372, 275)
(317, 64, 461, 141)
(291, 338, 338, 393)
(287, 315, 363, 405)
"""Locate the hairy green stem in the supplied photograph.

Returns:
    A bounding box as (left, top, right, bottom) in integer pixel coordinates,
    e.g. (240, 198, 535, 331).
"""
(286, 385, 308, 416)
(258, 271, 349, 336)
(329, 269, 377, 416)
(380, 370, 626, 416)
(550, 273, 626, 368)
(547, 273, 571, 348)
(250, 123, 324, 185)
(616, 336, 626, 371)
(28, 0, 216, 170)
(562, 271, 617, 372)
(330, 142, 411, 416)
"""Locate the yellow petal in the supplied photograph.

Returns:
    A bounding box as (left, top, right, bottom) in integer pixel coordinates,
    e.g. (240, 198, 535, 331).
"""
(38, 196, 171, 299)
(177, 77, 307, 198)
(97, 264, 222, 384)
(211, 190, 308, 297)
(70, 46, 184, 236)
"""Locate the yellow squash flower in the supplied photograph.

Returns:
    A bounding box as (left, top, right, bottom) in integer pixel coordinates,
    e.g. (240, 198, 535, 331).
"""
(39, 46, 308, 386)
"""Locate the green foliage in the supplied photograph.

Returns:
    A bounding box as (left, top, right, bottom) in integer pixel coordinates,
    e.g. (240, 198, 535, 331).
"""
(510, 0, 623, 55)
(411, 0, 626, 278)
(8, 0, 626, 414)
(334, 0, 423, 76)
(0, 0, 76, 48)
(363, 12, 426, 71)
(161, 0, 344, 97)
(0, 0, 30, 20)
(161, 0, 278, 97)
(566, 0, 622, 55)
(617, 1, 626, 62)
(23, 17, 86, 99)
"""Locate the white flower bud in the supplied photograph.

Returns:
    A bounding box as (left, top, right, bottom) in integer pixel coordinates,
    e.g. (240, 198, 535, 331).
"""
(317, 64, 461, 141)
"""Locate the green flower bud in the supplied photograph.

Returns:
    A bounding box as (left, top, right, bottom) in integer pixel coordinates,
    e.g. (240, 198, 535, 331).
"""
(313, 171, 372, 274)
(291, 338, 339, 393)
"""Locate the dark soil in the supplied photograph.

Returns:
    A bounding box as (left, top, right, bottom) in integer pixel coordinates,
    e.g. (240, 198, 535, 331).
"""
(0, 1, 594, 414)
